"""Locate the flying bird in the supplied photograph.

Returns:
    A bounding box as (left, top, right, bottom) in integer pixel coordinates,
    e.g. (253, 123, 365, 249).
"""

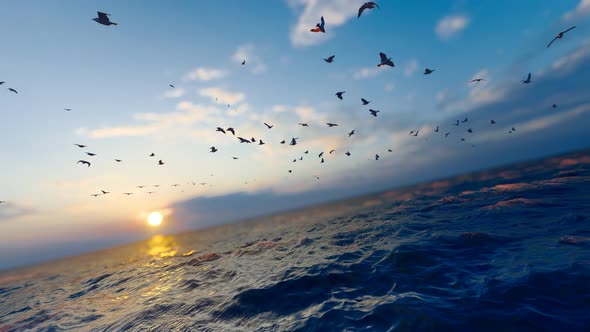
(335, 91, 345, 100)
(522, 73, 532, 84)
(547, 26, 576, 48)
(324, 55, 335, 63)
(251, 137, 256, 143)
(304, 150, 309, 154)
(101, 190, 110, 195)
(375, 154, 380, 160)
(288, 170, 293, 173)
(241, 60, 246, 65)
(358, 2, 380, 18)
(0, 82, 4, 85)
(378, 52, 394, 67)
(361, 98, 370, 105)
(8, 88, 17, 94)
(216, 127, 226, 134)
(299, 123, 309, 127)
(169, 84, 175, 88)
(491, 120, 496, 124)
(467, 128, 473, 133)
(64, 108, 72, 112)
(329, 149, 335, 154)
(137, 186, 146, 189)
(326, 123, 338, 127)
(259, 140, 265, 145)
(321, 158, 325, 163)
(232, 157, 239, 160)
(153, 185, 160, 187)
(348, 130, 355, 137)
(310, 16, 325, 33)
(149, 153, 155, 157)
(434, 126, 439, 133)
(123, 193, 133, 196)
(470, 78, 486, 83)
(290, 137, 298, 146)
(388, 149, 392, 152)
(74, 144, 86, 148)
(210, 146, 218, 152)
(172, 184, 180, 187)
(280, 140, 286, 144)
(264, 122, 273, 129)
(445, 132, 450, 138)
(93, 11, 118, 26)
(90, 194, 100, 197)
(85, 152, 96, 156)
(462, 118, 468, 123)
(345, 151, 351, 156)
(226, 127, 236, 135)
(147, 192, 155, 195)
(369, 109, 379, 117)
(318, 152, 324, 158)
(77, 160, 91, 167)
(453, 120, 460, 126)
(552, 104, 558, 109)
(158, 160, 165, 165)
(115, 159, 122, 162)
(424, 68, 435, 75)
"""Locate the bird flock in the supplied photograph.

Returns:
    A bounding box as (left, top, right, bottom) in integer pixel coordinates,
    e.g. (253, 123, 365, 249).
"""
(0, 5, 578, 204)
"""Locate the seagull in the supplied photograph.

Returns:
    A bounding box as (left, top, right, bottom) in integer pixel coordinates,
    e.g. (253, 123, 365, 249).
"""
(241, 60, 246, 65)
(521, 73, 532, 84)
(210, 146, 218, 152)
(169, 84, 175, 88)
(319, 152, 324, 158)
(101, 190, 110, 195)
(8, 88, 18, 94)
(264, 122, 273, 129)
(158, 160, 165, 165)
(424, 68, 435, 75)
(149, 153, 155, 157)
(375, 154, 380, 160)
(93, 11, 118, 26)
(345, 151, 351, 156)
(290, 137, 298, 146)
(434, 126, 439, 133)
(378, 52, 394, 67)
(369, 109, 379, 117)
(326, 122, 338, 127)
(491, 120, 496, 124)
(77, 160, 91, 167)
(470, 78, 486, 83)
(445, 132, 450, 138)
(467, 128, 473, 133)
(324, 55, 335, 63)
(348, 130, 355, 137)
(226, 127, 236, 135)
(361, 98, 370, 105)
(462, 118, 468, 123)
(74, 144, 86, 148)
(86, 152, 96, 156)
(412, 130, 419, 137)
(329, 149, 335, 154)
(547, 26, 576, 48)
(123, 193, 133, 196)
(335, 91, 345, 100)
(310, 16, 325, 33)
(409, 130, 417, 136)
(216, 127, 226, 134)
(115, 159, 122, 162)
(258, 140, 265, 145)
(64, 108, 72, 112)
(299, 123, 309, 127)
(358, 2, 380, 18)
(552, 104, 558, 109)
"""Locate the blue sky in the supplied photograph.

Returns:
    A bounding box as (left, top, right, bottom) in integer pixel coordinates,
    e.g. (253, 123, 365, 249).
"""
(1, 0, 590, 269)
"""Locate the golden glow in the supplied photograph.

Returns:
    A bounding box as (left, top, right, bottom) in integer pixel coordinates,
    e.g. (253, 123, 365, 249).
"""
(145, 235, 178, 259)
(147, 212, 163, 227)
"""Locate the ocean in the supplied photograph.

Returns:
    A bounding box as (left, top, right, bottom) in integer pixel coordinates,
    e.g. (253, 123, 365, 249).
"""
(1, 150, 589, 331)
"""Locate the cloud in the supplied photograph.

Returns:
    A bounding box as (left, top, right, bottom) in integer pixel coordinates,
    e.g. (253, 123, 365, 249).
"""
(232, 44, 267, 74)
(185, 67, 227, 81)
(384, 83, 395, 92)
(287, 0, 360, 47)
(435, 15, 470, 40)
(0, 202, 35, 220)
(162, 87, 186, 99)
(199, 87, 245, 105)
(404, 59, 419, 77)
(353, 66, 391, 80)
(551, 41, 590, 73)
(563, 0, 590, 21)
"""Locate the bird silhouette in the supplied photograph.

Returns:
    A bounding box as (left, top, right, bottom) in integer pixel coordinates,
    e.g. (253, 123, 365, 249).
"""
(232, 157, 239, 160)
(172, 184, 180, 187)
(434, 126, 439, 133)
(522, 73, 532, 84)
(358, 2, 380, 18)
(470, 78, 486, 83)
(345, 151, 351, 156)
(453, 120, 460, 126)
(321, 158, 325, 163)
(250, 137, 256, 143)
(137, 186, 146, 189)
(241, 60, 246, 65)
(304, 150, 309, 154)
(86, 152, 96, 156)
(299, 123, 309, 127)
(101, 190, 110, 195)
(74, 144, 86, 148)
(93, 11, 118, 26)
(259, 140, 265, 145)
(361, 98, 370, 105)
(147, 192, 155, 195)
(467, 128, 473, 133)
(329, 150, 335, 154)
(462, 117, 468, 123)
(335, 91, 345, 100)
(115, 159, 122, 162)
(280, 140, 286, 144)
(324, 55, 335, 63)
(375, 154, 380, 160)
(547, 26, 576, 48)
(216, 127, 226, 134)
(123, 193, 133, 196)
(8, 88, 18, 94)
(158, 160, 165, 165)
(491, 120, 496, 124)
(319, 152, 324, 158)
(310, 16, 325, 33)
(77, 160, 91, 167)
(149, 153, 155, 157)
(326, 123, 338, 127)
(445, 132, 450, 138)
(369, 109, 379, 117)
(424, 68, 435, 75)
(378, 52, 394, 67)
(90, 194, 100, 197)
(290, 137, 298, 146)
(169, 84, 175, 88)
(210, 146, 218, 152)
(226, 127, 236, 135)
(348, 130, 355, 137)
(552, 104, 558, 109)
(64, 108, 72, 112)
(264, 122, 273, 129)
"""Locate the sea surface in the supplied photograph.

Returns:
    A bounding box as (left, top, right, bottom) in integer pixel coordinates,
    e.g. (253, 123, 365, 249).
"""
(1, 150, 590, 331)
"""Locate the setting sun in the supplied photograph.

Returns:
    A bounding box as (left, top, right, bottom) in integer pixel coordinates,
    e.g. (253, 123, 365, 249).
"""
(147, 212, 163, 227)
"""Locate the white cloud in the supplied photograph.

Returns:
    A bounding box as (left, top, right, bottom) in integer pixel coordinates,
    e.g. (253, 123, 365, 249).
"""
(287, 0, 360, 47)
(435, 15, 470, 40)
(185, 67, 227, 81)
(199, 87, 245, 105)
(353, 66, 391, 80)
(232, 44, 267, 74)
(551, 42, 590, 73)
(384, 83, 395, 92)
(163, 87, 186, 99)
(563, 0, 590, 21)
(404, 59, 419, 77)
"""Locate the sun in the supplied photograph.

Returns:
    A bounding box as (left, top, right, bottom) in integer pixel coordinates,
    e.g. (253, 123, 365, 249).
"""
(147, 212, 163, 227)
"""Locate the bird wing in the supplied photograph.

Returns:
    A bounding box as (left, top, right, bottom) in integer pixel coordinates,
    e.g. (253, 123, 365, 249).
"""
(97, 12, 110, 20)
(371, 2, 380, 8)
(562, 26, 576, 34)
(527, 73, 531, 81)
(547, 37, 558, 48)
(358, 4, 367, 18)
(320, 16, 325, 27)
(379, 52, 388, 62)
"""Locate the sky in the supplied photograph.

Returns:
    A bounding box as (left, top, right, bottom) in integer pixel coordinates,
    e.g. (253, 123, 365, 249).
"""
(1, 0, 590, 269)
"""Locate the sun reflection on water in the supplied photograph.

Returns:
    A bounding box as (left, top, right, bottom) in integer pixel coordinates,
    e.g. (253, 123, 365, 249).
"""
(144, 235, 179, 259)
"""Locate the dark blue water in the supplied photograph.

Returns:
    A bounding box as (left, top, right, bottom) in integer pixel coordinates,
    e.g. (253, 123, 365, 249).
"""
(1, 150, 589, 331)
